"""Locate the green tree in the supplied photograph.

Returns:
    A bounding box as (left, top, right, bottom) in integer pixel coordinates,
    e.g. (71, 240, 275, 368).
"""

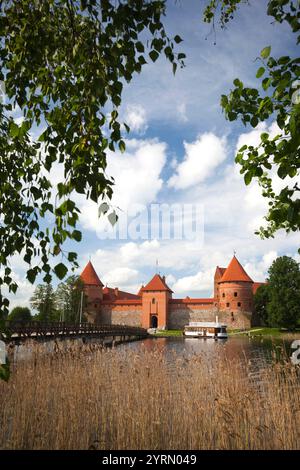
(30, 284, 59, 322)
(204, 0, 300, 247)
(253, 284, 270, 326)
(266, 256, 300, 328)
(55, 275, 85, 322)
(8, 306, 32, 323)
(0, 0, 185, 316)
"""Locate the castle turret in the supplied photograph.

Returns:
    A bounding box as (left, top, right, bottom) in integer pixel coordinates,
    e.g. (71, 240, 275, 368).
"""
(80, 261, 103, 322)
(217, 256, 253, 327)
(214, 266, 226, 302)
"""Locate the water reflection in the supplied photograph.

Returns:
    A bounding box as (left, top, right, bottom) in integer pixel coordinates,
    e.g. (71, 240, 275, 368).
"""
(120, 336, 291, 374)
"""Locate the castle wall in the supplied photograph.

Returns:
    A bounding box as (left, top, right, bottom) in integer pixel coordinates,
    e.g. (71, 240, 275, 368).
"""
(169, 302, 252, 329)
(89, 300, 252, 329)
(99, 302, 142, 327)
(168, 302, 218, 329)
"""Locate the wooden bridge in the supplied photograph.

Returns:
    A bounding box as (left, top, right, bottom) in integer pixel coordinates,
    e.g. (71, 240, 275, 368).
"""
(0, 321, 148, 344)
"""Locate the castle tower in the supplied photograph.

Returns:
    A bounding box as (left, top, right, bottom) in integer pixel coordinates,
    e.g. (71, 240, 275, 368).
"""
(141, 274, 173, 329)
(217, 255, 253, 326)
(80, 261, 103, 322)
(214, 266, 226, 301)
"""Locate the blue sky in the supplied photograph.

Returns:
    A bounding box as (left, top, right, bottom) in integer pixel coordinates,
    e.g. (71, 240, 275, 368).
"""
(5, 0, 300, 307)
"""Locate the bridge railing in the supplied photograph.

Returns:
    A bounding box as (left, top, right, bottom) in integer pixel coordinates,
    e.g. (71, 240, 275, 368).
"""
(1, 321, 148, 341)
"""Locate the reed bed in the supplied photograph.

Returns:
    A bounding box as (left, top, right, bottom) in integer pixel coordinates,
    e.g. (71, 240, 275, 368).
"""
(0, 340, 299, 450)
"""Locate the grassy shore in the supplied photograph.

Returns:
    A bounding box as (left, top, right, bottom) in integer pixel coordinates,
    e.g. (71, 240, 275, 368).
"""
(0, 341, 299, 449)
(228, 327, 300, 338)
(152, 329, 182, 337)
(152, 327, 300, 338)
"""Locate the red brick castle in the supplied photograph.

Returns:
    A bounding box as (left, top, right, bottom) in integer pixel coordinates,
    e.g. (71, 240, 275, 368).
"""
(80, 255, 264, 330)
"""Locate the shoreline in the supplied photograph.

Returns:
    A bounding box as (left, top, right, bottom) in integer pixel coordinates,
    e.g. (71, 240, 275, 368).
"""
(151, 328, 300, 339)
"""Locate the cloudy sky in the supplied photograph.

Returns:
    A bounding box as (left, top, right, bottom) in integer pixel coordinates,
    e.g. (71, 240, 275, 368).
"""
(6, 0, 300, 308)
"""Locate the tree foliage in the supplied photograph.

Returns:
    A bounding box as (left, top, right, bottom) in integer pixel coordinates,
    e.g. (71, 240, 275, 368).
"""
(0, 0, 185, 317)
(266, 256, 300, 328)
(8, 306, 32, 323)
(30, 284, 59, 321)
(55, 275, 86, 322)
(253, 283, 270, 326)
(204, 0, 300, 247)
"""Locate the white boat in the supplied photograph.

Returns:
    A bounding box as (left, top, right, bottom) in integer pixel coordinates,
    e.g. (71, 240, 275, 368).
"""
(183, 318, 227, 339)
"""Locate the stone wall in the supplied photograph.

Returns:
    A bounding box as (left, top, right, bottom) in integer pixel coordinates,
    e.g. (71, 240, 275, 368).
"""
(219, 310, 252, 329)
(99, 303, 142, 327)
(168, 304, 218, 329)
(169, 303, 252, 329)
(95, 302, 252, 329)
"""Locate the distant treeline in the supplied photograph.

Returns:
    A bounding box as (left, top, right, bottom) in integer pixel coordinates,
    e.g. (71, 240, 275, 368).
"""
(7, 275, 86, 323)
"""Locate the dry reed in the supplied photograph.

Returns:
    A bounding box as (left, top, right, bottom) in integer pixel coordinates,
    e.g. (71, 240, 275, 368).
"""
(0, 340, 299, 450)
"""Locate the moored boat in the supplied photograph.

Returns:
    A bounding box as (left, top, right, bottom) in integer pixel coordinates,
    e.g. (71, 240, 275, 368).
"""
(184, 318, 227, 339)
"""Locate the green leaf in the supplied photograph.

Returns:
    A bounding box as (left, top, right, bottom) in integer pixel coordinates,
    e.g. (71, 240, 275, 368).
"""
(43, 273, 52, 283)
(54, 263, 68, 280)
(119, 140, 126, 153)
(174, 35, 183, 44)
(135, 41, 144, 53)
(68, 252, 77, 262)
(262, 77, 272, 91)
(256, 67, 265, 78)
(261, 46, 271, 59)
(149, 50, 159, 62)
(72, 230, 82, 242)
(250, 116, 259, 127)
(244, 172, 253, 185)
(9, 122, 19, 138)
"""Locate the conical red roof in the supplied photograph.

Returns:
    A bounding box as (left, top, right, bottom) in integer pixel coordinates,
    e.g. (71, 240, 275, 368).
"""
(80, 261, 103, 286)
(220, 256, 253, 283)
(142, 274, 173, 292)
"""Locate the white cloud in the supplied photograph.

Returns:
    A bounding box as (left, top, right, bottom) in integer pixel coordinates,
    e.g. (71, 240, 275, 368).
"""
(76, 138, 167, 236)
(177, 102, 188, 123)
(168, 132, 227, 189)
(124, 104, 148, 134)
(171, 268, 214, 295)
(102, 267, 139, 287)
(244, 250, 278, 282)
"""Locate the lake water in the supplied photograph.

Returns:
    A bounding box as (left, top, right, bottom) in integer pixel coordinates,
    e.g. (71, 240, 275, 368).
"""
(11, 334, 296, 375)
(119, 335, 294, 373)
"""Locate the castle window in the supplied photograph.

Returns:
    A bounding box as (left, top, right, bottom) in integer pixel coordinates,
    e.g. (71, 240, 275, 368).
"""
(234, 292, 237, 297)
(222, 293, 225, 298)
(152, 298, 155, 304)
(226, 302, 230, 307)
(238, 302, 241, 307)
